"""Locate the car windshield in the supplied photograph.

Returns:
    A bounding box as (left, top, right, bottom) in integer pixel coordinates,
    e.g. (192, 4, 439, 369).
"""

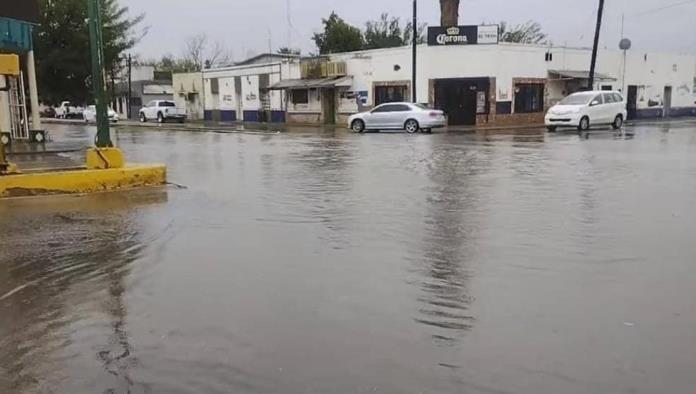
(559, 93, 594, 105)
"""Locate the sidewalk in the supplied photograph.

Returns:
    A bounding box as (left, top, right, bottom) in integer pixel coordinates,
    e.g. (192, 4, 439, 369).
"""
(41, 115, 696, 134)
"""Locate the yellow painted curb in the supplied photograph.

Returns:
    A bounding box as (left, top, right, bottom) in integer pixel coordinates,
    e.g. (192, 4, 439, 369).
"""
(0, 165, 167, 198)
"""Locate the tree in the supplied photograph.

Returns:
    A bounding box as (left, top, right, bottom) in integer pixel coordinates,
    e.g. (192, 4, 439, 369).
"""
(440, 0, 460, 27)
(403, 21, 427, 46)
(34, 0, 144, 105)
(499, 21, 548, 44)
(312, 12, 364, 54)
(364, 13, 404, 50)
(183, 34, 232, 70)
(364, 13, 426, 50)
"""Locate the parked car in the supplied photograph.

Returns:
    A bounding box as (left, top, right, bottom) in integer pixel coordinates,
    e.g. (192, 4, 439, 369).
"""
(54, 101, 84, 119)
(83, 105, 119, 123)
(139, 100, 186, 123)
(348, 102, 446, 133)
(545, 91, 627, 132)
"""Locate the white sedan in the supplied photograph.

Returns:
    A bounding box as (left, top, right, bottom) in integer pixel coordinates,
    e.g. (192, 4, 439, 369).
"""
(348, 102, 446, 133)
(83, 105, 119, 123)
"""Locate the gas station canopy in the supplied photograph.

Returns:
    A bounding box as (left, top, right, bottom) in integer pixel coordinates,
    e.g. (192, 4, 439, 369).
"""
(0, 0, 39, 52)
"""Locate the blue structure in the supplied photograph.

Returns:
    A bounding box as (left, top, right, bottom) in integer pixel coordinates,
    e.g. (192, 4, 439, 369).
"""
(0, 17, 34, 53)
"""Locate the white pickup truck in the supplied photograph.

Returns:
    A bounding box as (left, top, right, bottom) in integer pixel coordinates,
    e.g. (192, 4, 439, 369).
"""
(138, 100, 186, 123)
(54, 101, 84, 119)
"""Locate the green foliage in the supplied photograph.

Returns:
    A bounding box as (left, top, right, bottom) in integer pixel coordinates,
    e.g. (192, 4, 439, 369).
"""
(312, 12, 364, 54)
(499, 21, 548, 44)
(314, 12, 426, 54)
(34, 0, 144, 105)
(364, 13, 404, 50)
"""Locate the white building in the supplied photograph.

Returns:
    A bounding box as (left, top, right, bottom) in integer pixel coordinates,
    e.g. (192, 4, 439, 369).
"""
(173, 72, 204, 121)
(192, 32, 696, 127)
(201, 54, 301, 122)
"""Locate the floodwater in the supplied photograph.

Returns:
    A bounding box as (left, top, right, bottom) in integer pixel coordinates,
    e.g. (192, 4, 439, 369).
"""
(2, 122, 696, 393)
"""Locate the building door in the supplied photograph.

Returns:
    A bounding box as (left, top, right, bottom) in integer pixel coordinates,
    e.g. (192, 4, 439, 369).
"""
(323, 88, 336, 125)
(435, 79, 480, 126)
(663, 86, 672, 118)
(626, 85, 638, 120)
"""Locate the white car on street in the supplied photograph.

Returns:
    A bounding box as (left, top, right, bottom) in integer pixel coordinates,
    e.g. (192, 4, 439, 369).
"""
(139, 100, 186, 123)
(348, 102, 446, 133)
(545, 91, 627, 132)
(83, 105, 119, 123)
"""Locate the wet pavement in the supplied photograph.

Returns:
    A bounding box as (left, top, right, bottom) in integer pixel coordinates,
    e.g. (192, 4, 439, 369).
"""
(2, 121, 696, 393)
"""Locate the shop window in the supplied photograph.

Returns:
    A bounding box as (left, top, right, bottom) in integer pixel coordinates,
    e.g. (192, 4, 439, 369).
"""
(514, 84, 544, 113)
(375, 85, 407, 106)
(292, 89, 309, 104)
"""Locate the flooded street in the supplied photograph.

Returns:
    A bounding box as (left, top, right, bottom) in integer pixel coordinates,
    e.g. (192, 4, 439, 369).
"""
(2, 122, 696, 393)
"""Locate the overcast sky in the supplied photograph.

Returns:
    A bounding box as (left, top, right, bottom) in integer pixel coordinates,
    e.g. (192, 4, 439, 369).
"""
(120, 0, 696, 61)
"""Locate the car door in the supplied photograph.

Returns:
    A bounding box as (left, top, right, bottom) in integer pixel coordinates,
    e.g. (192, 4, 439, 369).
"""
(587, 94, 604, 124)
(145, 101, 156, 118)
(368, 104, 394, 129)
(387, 104, 411, 129)
(602, 93, 618, 123)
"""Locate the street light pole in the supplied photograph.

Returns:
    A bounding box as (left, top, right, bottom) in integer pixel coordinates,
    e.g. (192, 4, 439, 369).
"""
(588, 0, 605, 90)
(87, 0, 113, 147)
(412, 0, 417, 103)
(127, 54, 132, 120)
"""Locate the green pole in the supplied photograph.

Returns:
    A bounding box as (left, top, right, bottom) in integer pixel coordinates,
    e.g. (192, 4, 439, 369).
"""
(87, 0, 112, 147)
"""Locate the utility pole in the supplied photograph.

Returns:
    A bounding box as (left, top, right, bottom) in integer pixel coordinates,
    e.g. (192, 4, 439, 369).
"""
(412, 0, 417, 103)
(127, 54, 132, 120)
(588, 0, 605, 90)
(87, 0, 112, 147)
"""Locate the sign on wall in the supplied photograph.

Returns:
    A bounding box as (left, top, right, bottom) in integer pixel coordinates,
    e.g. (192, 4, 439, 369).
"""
(427, 25, 499, 46)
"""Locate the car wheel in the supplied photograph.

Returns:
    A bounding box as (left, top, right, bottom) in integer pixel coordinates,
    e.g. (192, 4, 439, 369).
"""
(612, 115, 624, 130)
(404, 119, 419, 134)
(157, 113, 164, 124)
(578, 116, 590, 132)
(547, 126, 557, 132)
(140, 113, 146, 123)
(351, 119, 365, 133)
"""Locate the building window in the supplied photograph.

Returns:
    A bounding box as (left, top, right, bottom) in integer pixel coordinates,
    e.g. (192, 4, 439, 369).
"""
(292, 89, 309, 104)
(601, 85, 613, 91)
(210, 78, 219, 94)
(514, 83, 544, 113)
(375, 85, 407, 106)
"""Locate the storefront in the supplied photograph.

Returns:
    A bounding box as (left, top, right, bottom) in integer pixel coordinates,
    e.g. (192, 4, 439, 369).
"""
(185, 32, 696, 127)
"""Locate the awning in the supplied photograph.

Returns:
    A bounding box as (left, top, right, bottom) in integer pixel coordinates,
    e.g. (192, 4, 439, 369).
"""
(268, 76, 353, 90)
(548, 69, 616, 81)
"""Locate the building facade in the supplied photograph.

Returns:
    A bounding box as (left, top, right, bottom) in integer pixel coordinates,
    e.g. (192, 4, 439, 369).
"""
(114, 66, 174, 120)
(201, 54, 301, 123)
(190, 42, 696, 127)
(173, 72, 204, 121)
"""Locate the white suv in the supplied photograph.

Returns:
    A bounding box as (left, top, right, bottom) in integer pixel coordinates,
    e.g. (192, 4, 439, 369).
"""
(545, 91, 628, 132)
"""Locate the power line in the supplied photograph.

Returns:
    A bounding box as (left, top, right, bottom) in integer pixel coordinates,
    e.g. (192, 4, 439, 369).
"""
(632, 0, 696, 17)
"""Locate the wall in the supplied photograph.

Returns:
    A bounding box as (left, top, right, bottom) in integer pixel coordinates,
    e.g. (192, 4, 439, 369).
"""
(172, 72, 204, 120)
(203, 60, 298, 122)
(329, 43, 696, 124)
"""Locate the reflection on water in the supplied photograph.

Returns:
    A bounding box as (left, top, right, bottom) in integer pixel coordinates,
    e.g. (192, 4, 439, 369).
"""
(414, 142, 494, 344)
(4, 122, 696, 393)
(0, 190, 167, 393)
